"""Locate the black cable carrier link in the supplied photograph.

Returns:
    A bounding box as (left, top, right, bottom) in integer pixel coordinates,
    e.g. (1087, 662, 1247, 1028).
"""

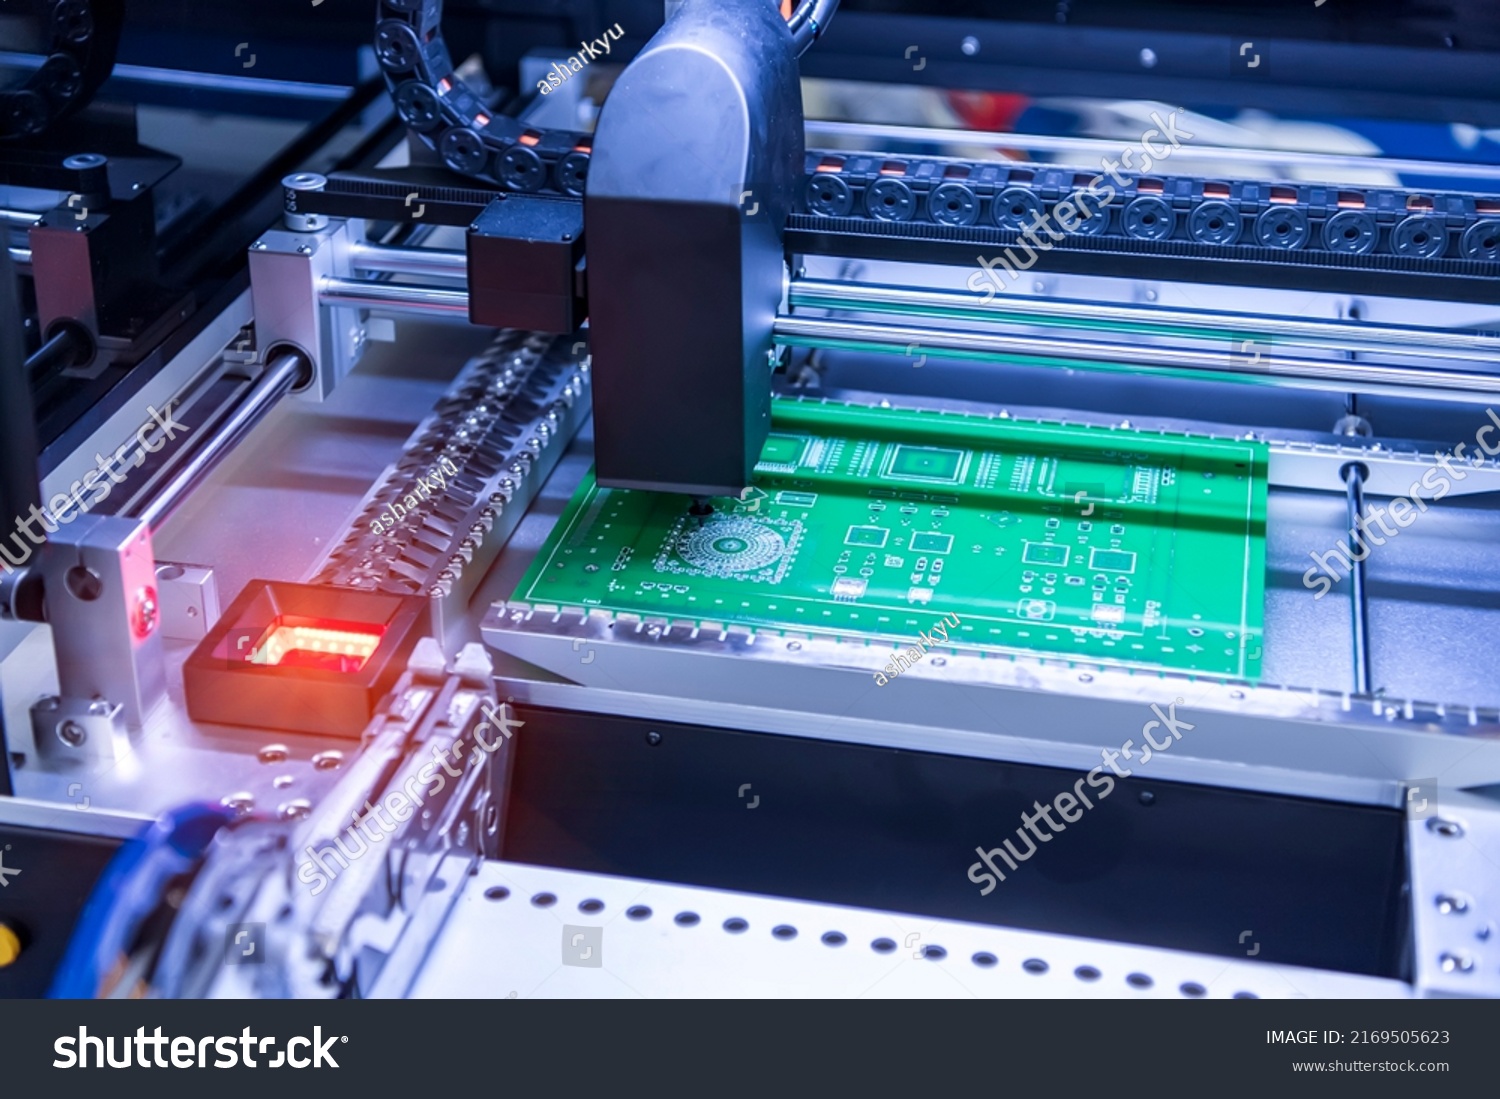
(800, 150, 1500, 266)
(1, 0, 122, 140)
(374, 0, 591, 196)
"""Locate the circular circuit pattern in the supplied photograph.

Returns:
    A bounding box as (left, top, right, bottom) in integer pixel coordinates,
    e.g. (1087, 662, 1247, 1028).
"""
(675, 518, 789, 575)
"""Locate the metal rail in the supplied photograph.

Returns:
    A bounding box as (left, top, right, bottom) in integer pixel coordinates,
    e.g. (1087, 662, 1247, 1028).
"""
(789, 278, 1500, 363)
(346, 240, 466, 280)
(1342, 462, 1373, 696)
(318, 276, 470, 316)
(773, 314, 1500, 404)
(132, 351, 308, 531)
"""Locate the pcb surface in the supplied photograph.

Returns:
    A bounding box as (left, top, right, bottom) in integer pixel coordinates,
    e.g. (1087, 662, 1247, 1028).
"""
(515, 398, 1268, 678)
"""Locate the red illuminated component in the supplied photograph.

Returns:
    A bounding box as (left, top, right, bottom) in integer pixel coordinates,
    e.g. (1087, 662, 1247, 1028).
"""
(187, 574, 429, 735)
(243, 616, 385, 673)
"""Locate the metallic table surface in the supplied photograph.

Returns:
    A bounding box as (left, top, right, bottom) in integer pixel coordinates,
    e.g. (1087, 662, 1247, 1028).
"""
(405, 859, 1406, 999)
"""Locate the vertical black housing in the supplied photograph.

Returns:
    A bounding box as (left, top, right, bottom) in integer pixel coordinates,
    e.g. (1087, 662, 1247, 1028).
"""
(585, 0, 804, 496)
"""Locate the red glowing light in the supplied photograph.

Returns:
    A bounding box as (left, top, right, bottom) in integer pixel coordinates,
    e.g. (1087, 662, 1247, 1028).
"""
(242, 616, 385, 673)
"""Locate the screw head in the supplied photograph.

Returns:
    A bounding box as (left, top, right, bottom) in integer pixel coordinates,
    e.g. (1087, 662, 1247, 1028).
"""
(57, 720, 87, 747)
(131, 587, 159, 638)
(1138, 791, 1156, 806)
(1428, 817, 1464, 838)
(1435, 894, 1469, 915)
(645, 731, 662, 747)
(282, 172, 327, 191)
(278, 799, 312, 821)
(1438, 951, 1475, 974)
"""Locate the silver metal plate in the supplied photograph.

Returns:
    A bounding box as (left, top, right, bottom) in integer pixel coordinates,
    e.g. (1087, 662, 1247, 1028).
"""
(406, 859, 1407, 999)
(1408, 791, 1500, 998)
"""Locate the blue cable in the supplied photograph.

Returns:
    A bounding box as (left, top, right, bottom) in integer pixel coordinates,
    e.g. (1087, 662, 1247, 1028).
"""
(48, 803, 233, 999)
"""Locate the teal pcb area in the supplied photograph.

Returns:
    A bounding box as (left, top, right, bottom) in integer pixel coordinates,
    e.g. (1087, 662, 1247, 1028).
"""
(514, 397, 1269, 678)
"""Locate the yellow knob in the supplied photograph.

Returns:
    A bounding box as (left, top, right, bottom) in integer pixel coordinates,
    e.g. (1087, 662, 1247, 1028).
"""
(0, 922, 20, 968)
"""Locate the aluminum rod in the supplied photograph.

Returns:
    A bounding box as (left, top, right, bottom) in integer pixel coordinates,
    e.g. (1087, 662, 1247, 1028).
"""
(789, 278, 1500, 362)
(1343, 463, 1373, 696)
(132, 352, 307, 532)
(1, 208, 42, 228)
(346, 240, 467, 280)
(773, 314, 1500, 403)
(24, 323, 89, 379)
(805, 121, 1500, 184)
(7, 246, 30, 266)
(318, 276, 470, 316)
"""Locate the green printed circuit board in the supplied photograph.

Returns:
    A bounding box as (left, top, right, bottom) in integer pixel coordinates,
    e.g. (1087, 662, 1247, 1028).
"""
(515, 398, 1269, 678)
